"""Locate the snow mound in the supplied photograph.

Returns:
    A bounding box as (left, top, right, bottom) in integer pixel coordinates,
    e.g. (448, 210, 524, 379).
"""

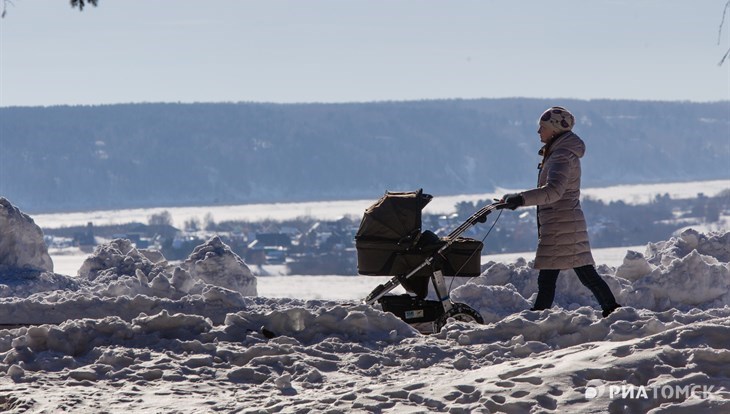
(615, 229, 730, 311)
(78, 236, 256, 296)
(0, 236, 258, 325)
(75, 236, 255, 299)
(615, 250, 654, 281)
(75, 238, 196, 299)
(627, 250, 730, 311)
(0, 269, 80, 299)
(224, 304, 416, 345)
(184, 236, 256, 296)
(0, 198, 53, 273)
(646, 228, 730, 264)
(78, 238, 159, 282)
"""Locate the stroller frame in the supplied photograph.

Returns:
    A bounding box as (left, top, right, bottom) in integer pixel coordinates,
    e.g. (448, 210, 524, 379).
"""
(363, 202, 504, 331)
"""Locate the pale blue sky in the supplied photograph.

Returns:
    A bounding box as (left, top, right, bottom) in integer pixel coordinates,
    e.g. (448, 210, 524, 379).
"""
(1, 0, 728, 106)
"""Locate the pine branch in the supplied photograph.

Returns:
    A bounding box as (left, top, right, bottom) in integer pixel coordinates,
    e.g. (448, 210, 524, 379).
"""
(70, 0, 98, 11)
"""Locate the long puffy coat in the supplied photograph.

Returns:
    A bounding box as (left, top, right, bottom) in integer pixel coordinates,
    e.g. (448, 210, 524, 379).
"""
(520, 131, 595, 270)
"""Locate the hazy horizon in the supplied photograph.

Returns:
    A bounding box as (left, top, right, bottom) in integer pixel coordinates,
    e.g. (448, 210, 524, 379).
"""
(3, 95, 730, 110)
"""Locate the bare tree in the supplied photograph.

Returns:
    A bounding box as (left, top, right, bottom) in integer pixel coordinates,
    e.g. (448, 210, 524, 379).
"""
(1, 0, 12, 18)
(148, 211, 173, 227)
(720, 0, 730, 65)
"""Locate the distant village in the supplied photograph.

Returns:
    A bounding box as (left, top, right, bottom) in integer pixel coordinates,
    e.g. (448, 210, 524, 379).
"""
(43, 190, 729, 275)
(42, 211, 478, 276)
(44, 213, 361, 275)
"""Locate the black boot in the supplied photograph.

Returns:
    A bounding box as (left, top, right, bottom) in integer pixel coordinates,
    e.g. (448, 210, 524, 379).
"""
(574, 265, 621, 315)
(602, 304, 622, 318)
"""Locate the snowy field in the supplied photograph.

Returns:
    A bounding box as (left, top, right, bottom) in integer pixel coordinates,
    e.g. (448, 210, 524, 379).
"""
(32, 179, 730, 229)
(0, 228, 728, 413)
(1, 182, 729, 413)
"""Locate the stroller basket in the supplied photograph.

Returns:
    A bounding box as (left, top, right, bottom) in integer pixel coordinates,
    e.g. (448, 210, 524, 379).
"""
(378, 295, 443, 324)
(356, 235, 483, 277)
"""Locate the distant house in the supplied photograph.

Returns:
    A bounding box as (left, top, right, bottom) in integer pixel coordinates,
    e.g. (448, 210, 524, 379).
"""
(299, 220, 357, 252)
(252, 233, 292, 248)
(73, 222, 96, 252)
(246, 233, 292, 265)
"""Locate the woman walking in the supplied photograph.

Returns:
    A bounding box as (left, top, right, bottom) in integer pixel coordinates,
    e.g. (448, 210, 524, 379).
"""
(500, 106, 621, 317)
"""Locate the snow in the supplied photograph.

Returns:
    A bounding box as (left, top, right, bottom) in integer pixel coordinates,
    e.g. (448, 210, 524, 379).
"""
(31, 179, 730, 229)
(0, 198, 53, 273)
(48, 246, 642, 302)
(1, 200, 730, 412)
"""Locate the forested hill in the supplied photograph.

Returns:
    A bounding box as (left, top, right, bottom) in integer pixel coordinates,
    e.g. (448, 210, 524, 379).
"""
(1, 99, 728, 213)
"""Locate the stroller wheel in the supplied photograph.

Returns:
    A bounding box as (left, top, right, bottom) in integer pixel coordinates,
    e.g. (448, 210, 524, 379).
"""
(435, 303, 484, 332)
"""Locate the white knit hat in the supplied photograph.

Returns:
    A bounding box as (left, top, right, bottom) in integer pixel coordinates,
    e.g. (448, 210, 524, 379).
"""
(539, 106, 575, 132)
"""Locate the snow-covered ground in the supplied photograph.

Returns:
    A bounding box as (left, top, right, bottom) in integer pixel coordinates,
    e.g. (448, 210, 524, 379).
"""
(49, 245, 644, 301)
(32, 179, 730, 229)
(2, 221, 729, 413)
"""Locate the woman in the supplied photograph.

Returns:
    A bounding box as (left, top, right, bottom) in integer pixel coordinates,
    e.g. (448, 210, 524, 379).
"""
(501, 106, 621, 317)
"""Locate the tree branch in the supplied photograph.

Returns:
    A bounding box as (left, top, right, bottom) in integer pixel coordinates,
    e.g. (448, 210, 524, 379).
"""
(70, 0, 98, 11)
(1, 0, 14, 19)
(2, 0, 97, 18)
(720, 0, 730, 65)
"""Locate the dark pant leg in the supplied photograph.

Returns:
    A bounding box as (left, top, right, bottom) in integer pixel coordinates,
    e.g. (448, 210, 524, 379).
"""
(574, 265, 619, 310)
(533, 269, 560, 310)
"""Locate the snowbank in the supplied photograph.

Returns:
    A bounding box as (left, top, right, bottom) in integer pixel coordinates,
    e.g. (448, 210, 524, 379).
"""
(0, 198, 53, 273)
(454, 229, 730, 317)
(0, 216, 728, 412)
(615, 229, 730, 311)
(184, 236, 257, 296)
(0, 236, 257, 325)
(77, 236, 256, 298)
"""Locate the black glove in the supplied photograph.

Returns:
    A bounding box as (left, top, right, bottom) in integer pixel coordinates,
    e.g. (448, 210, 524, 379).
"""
(476, 212, 488, 223)
(502, 193, 524, 210)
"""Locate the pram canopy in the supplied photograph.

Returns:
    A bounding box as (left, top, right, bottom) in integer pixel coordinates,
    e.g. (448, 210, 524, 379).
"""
(355, 189, 483, 297)
(355, 189, 432, 243)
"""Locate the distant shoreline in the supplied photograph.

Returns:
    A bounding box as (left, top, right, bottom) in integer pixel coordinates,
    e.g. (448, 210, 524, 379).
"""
(33, 179, 730, 230)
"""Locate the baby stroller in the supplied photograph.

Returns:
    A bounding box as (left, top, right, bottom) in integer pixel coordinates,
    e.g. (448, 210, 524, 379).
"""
(356, 189, 504, 333)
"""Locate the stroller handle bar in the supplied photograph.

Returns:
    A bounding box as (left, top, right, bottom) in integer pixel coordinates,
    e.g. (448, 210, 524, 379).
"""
(445, 201, 507, 240)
